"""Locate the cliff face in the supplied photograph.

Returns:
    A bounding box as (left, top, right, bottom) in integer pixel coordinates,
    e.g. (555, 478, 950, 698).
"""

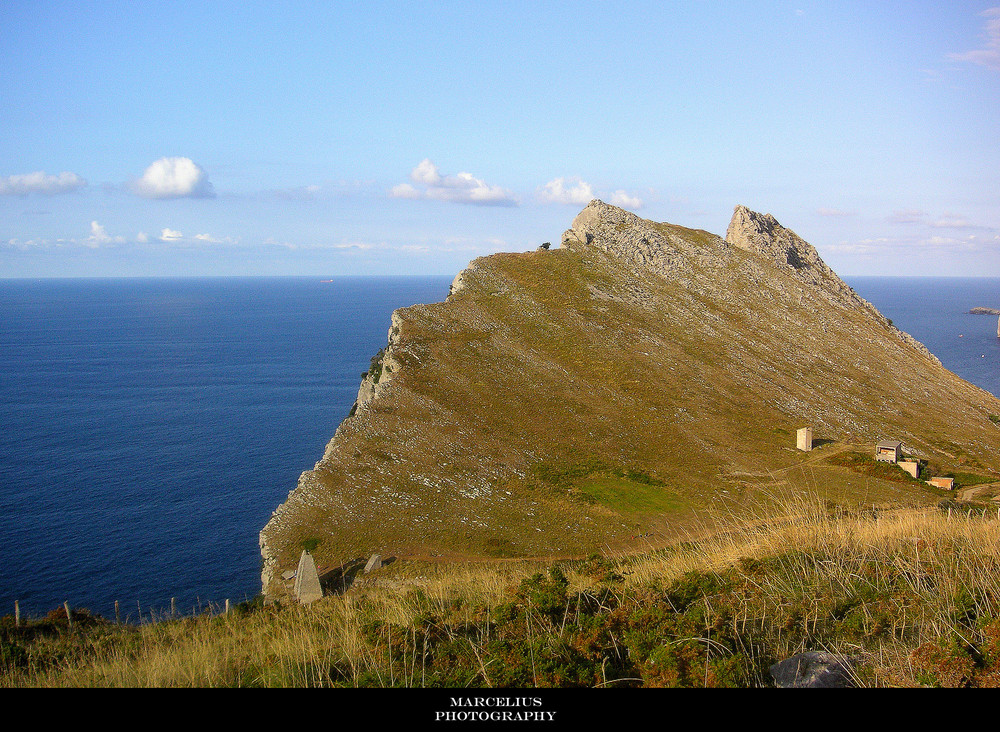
(260, 201, 1000, 599)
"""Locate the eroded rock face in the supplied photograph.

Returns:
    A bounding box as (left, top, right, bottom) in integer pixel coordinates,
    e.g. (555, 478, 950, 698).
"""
(354, 310, 406, 412)
(725, 204, 855, 299)
(561, 199, 729, 287)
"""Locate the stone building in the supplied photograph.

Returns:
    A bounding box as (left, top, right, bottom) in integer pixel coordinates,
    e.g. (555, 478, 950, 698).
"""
(875, 440, 902, 464)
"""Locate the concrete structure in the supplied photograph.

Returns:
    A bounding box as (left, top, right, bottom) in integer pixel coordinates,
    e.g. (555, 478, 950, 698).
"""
(796, 427, 813, 452)
(293, 550, 323, 604)
(928, 477, 955, 490)
(364, 554, 382, 573)
(898, 460, 920, 479)
(875, 440, 902, 463)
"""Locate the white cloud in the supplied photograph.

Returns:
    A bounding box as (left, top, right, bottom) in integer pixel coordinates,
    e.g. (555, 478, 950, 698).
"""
(410, 158, 442, 185)
(82, 221, 126, 248)
(948, 7, 1000, 71)
(194, 233, 239, 245)
(136, 232, 149, 243)
(0, 171, 86, 195)
(930, 213, 975, 229)
(538, 178, 642, 209)
(609, 190, 644, 210)
(538, 177, 594, 205)
(159, 228, 184, 241)
(390, 159, 517, 206)
(888, 209, 925, 224)
(134, 157, 215, 199)
(390, 183, 421, 199)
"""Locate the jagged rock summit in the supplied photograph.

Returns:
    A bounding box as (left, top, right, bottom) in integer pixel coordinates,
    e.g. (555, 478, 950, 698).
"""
(260, 201, 999, 600)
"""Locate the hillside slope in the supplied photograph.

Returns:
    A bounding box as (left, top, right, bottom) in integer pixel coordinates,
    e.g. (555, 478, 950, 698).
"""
(260, 201, 1000, 599)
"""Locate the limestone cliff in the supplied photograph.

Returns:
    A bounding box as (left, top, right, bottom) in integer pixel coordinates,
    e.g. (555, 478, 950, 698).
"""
(261, 201, 1000, 600)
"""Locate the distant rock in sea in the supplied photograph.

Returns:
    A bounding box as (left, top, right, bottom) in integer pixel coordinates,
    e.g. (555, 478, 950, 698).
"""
(969, 307, 1000, 315)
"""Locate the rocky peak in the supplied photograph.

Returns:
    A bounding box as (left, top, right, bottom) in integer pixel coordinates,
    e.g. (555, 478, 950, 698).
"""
(560, 199, 729, 285)
(726, 204, 824, 272)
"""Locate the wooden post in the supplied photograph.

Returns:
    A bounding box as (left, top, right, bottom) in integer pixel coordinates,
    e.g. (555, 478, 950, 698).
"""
(14, 600, 20, 628)
(225, 598, 231, 614)
(64, 601, 72, 629)
(115, 600, 121, 624)
(171, 597, 177, 618)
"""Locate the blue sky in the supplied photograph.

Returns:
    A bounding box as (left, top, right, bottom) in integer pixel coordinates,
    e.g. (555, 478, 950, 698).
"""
(2, 1, 999, 277)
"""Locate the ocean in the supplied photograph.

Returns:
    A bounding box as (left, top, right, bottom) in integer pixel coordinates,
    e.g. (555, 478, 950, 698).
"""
(0, 275, 997, 620)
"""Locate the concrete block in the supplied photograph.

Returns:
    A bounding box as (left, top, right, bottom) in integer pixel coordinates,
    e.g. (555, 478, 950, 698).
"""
(294, 550, 323, 604)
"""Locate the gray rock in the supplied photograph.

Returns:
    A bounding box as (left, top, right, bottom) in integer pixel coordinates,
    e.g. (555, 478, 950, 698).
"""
(770, 652, 858, 688)
(364, 553, 382, 573)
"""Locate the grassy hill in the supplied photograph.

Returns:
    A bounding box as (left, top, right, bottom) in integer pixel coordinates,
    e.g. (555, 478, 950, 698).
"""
(260, 201, 1000, 601)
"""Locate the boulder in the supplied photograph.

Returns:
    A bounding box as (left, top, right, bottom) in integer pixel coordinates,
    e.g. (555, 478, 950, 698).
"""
(770, 652, 858, 688)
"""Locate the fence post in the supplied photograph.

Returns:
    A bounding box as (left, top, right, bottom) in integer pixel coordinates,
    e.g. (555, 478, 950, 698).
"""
(225, 598, 231, 615)
(115, 600, 121, 624)
(14, 600, 20, 628)
(171, 597, 177, 618)
(64, 601, 72, 629)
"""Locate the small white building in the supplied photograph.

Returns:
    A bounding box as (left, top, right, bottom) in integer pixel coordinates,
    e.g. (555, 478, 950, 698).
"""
(796, 427, 813, 452)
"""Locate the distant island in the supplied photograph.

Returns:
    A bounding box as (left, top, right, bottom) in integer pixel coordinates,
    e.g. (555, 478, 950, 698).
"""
(969, 307, 1000, 315)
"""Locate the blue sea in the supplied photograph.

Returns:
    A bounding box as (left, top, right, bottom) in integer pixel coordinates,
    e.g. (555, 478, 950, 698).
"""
(0, 276, 452, 620)
(0, 275, 997, 620)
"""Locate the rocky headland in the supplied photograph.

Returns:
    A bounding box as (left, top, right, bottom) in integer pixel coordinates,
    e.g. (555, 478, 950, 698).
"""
(260, 201, 1000, 600)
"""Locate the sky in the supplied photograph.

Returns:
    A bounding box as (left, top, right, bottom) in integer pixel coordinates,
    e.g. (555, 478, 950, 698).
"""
(1, 1, 999, 278)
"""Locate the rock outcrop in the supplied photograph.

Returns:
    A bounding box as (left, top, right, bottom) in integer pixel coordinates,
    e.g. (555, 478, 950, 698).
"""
(770, 652, 859, 688)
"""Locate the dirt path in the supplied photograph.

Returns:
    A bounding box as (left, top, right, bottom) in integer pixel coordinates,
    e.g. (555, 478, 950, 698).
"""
(957, 481, 1000, 502)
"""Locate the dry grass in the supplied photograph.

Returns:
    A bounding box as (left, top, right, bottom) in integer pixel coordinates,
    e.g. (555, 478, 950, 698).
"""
(6, 493, 1000, 687)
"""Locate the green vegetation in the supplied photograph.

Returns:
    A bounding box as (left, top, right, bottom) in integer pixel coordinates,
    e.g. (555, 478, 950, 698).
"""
(8, 497, 1000, 687)
(951, 472, 997, 489)
(827, 451, 925, 484)
(366, 348, 385, 384)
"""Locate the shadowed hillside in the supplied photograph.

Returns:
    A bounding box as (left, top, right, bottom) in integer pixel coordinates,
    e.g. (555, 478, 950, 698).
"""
(260, 201, 1000, 600)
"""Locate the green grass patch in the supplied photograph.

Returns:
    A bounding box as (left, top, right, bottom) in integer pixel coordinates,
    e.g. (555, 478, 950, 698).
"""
(952, 472, 996, 489)
(576, 474, 686, 514)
